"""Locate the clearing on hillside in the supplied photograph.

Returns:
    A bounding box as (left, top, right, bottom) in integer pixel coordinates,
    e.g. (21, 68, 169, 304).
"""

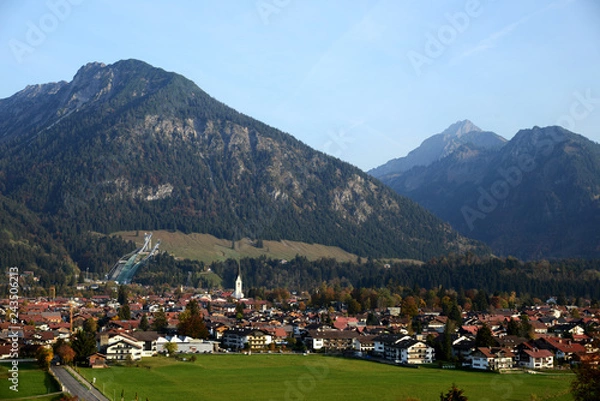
(113, 230, 362, 263)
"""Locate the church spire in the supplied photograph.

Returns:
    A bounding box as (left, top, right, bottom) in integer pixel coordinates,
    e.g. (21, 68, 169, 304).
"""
(233, 260, 244, 300)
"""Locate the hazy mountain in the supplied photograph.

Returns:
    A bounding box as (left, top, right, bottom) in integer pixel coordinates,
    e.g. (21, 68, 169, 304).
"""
(381, 126, 600, 259)
(369, 120, 507, 179)
(0, 59, 486, 276)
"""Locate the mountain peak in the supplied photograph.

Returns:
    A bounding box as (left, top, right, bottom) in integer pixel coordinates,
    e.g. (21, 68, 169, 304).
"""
(73, 59, 154, 78)
(0, 59, 484, 261)
(75, 61, 107, 75)
(513, 125, 567, 141)
(378, 124, 600, 260)
(441, 119, 482, 138)
(369, 120, 504, 178)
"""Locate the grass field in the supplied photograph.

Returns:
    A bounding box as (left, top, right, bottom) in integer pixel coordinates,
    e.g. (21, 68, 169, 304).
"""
(0, 362, 61, 400)
(113, 230, 363, 264)
(78, 354, 574, 401)
(113, 230, 425, 267)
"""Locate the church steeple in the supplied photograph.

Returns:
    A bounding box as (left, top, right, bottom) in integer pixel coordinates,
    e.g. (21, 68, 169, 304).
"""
(232, 261, 244, 300)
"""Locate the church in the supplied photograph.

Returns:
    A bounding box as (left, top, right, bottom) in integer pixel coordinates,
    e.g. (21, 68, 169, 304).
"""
(232, 264, 244, 300)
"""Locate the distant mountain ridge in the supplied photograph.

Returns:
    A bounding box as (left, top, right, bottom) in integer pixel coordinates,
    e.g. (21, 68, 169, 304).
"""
(369, 120, 507, 179)
(375, 124, 600, 259)
(0, 59, 487, 280)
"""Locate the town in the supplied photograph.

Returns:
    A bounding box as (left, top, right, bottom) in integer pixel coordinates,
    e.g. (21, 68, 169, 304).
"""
(1, 268, 599, 374)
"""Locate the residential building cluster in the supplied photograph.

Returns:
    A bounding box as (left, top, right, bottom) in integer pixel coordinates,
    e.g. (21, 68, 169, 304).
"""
(1, 286, 599, 372)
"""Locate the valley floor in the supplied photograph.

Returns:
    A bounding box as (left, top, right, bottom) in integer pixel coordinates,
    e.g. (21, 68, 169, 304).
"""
(73, 354, 574, 401)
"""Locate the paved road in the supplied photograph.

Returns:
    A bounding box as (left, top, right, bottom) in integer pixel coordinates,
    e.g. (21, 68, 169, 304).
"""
(51, 366, 110, 401)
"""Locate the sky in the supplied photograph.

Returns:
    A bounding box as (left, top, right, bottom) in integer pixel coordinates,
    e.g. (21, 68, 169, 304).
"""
(0, 0, 599, 171)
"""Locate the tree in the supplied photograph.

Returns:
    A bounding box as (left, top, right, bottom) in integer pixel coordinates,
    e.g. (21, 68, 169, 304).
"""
(119, 302, 131, 320)
(52, 338, 67, 354)
(448, 302, 462, 325)
(125, 354, 135, 367)
(440, 320, 455, 361)
(235, 302, 245, 321)
(440, 383, 468, 401)
(118, 285, 128, 306)
(82, 318, 97, 335)
(152, 308, 168, 333)
(413, 317, 423, 334)
(178, 299, 209, 339)
(285, 336, 296, 350)
(366, 312, 379, 326)
(519, 315, 534, 339)
(401, 296, 419, 318)
(475, 324, 495, 348)
(72, 331, 97, 363)
(347, 298, 362, 315)
(72, 319, 98, 363)
(506, 318, 520, 336)
(36, 347, 53, 371)
(473, 290, 489, 312)
(56, 343, 76, 365)
(557, 293, 567, 306)
(139, 314, 150, 331)
(571, 360, 600, 401)
(294, 340, 307, 353)
(164, 342, 177, 356)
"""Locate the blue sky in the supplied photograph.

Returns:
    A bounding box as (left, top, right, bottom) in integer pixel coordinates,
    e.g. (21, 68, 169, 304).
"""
(1, 0, 599, 170)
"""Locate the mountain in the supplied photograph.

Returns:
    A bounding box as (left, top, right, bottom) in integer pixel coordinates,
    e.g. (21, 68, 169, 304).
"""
(369, 120, 507, 179)
(0, 59, 487, 281)
(0, 192, 72, 283)
(378, 125, 600, 260)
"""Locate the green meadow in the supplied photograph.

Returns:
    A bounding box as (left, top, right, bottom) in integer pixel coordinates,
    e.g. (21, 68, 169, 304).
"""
(0, 362, 61, 400)
(77, 354, 574, 401)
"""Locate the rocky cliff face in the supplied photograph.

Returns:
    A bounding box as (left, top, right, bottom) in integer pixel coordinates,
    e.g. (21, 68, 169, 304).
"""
(0, 59, 486, 260)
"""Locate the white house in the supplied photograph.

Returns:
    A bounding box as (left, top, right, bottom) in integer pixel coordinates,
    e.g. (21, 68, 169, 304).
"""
(105, 334, 143, 361)
(352, 335, 377, 356)
(221, 329, 272, 351)
(372, 335, 434, 364)
(373, 334, 410, 356)
(426, 316, 448, 333)
(305, 330, 358, 352)
(156, 335, 215, 354)
(388, 339, 435, 365)
(518, 348, 554, 369)
(130, 331, 159, 357)
(451, 336, 476, 360)
(471, 347, 514, 371)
